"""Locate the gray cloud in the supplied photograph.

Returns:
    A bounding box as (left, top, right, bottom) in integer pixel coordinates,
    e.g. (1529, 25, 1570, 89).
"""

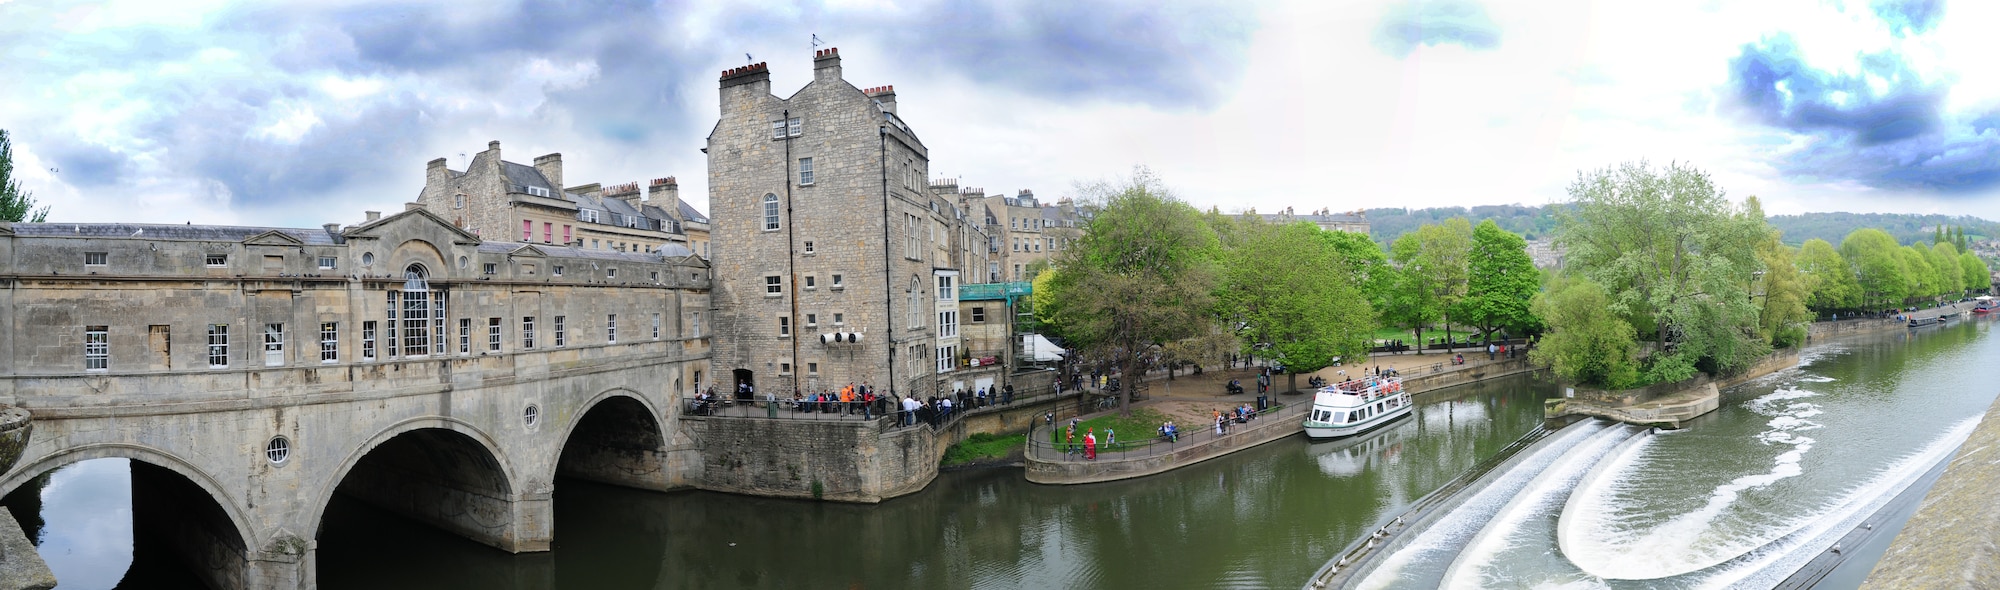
(1726, 33, 2000, 193)
(1374, 0, 1502, 57)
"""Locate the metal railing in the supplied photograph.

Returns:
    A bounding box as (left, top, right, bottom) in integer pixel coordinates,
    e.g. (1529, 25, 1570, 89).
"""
(1025, 399, 1310, 463)
(678, 383, 1078, 430)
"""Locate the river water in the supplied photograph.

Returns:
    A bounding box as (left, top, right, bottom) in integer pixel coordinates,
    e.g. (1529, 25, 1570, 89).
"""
(9, 319, 1992, 589)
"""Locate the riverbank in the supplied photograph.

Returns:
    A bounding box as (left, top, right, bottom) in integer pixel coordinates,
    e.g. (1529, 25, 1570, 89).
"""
(1546, 348, 1800, 429)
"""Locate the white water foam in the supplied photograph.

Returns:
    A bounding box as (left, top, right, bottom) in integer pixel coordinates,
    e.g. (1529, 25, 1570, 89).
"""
(1559, 388, 1824, 580)
(1353, 421, 1612, 590)
(1440, 425, 1643, 589)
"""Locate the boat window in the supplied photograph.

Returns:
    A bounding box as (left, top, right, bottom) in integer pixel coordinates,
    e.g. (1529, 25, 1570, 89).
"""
(1334, 411, 1346, 422)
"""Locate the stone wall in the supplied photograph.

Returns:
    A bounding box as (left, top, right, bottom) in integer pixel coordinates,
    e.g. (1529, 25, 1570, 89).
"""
(679, 416, 936, 502)
(1401, 357, 1536, 396)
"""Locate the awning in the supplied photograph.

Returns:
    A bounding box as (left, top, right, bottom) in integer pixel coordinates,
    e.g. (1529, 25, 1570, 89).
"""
(1021, 334, 1066, 362)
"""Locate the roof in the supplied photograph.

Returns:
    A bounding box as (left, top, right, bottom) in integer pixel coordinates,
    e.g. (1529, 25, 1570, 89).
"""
(475, 241, 692, 262)
(9, 222, 343, 245)
(502, 161, 554, 191)
(675, 198, 709, 224)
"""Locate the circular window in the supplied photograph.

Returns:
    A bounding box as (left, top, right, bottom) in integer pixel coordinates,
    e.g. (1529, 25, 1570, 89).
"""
(266, 436, 291, 465)
(361, 252, 376, 266)
(458, 255, 469, 269)
(524, 404, 541, 430)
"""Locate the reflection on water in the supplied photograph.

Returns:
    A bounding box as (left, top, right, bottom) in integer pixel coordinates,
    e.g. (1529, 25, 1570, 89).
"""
(5, 460, 134, 590)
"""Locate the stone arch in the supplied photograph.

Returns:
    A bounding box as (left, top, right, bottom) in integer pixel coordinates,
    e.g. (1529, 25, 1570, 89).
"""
(549, 389, 672, 492)
(308, 416, 525, 552)
(0, 443, 257, 590)
(388, 238, 446, 277)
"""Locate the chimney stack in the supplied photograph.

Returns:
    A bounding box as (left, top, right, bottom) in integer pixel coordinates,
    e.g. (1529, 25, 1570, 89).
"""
(405, 202, 425, 212)
(426, 157, 449, 190)
(648, 177, 680, 208)
(813, 47, 842, 83)
(864, 85, 897, 115)
(533, 153, 563, 192)
(605, 181, 643, 207)
(365, 211, 381, 222)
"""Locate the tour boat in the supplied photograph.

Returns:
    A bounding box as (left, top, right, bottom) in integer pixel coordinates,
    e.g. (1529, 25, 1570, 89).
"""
(1303, 376, 1412, 439)
(1975, 296, 1995, 314)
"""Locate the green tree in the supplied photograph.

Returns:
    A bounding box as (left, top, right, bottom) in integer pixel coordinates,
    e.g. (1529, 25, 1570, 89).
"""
(1929, 243, 1966, 298)
(1935, 225, 1947, 248)
(1222, 221, 1376, 392)
(1556, 161, 1768, 383)
(1955, 226, 1970, 251)
(1796, 238, 1860, 312)
(1529, 276, 1640, 388)
(1388, 218, 1473, 352)
(1755, 239, 1811, 347)
(1960, 250, 1991, 294)
(0, 130, 49, 223)
(1458, 219, 1542, 344)
(1898, 246, 1938, 302)
(1317, 227, 1395, 320)
(1039, 169, 1222, 414)
(1840, 228, 1907, 309)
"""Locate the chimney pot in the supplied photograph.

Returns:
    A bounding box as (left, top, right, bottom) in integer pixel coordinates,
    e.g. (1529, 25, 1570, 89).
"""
(487, 140, 500, 151)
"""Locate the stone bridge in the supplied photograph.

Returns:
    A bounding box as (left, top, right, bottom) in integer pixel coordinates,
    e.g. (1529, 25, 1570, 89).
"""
(0, 340, 708, 590)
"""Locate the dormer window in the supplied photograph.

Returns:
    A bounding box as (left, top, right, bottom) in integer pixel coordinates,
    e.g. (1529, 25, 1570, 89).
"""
(578, 209, 601, 223)
(527, 186, 552, 198)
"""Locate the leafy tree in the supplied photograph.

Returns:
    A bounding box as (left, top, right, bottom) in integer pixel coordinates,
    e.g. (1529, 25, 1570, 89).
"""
(0, 130, 49, 223)
(1317, 227, 1395, 320)
(1555, 161, 1768, 383)
(1898, 246, 1938, 301)
(1458, 220, 1541, 344)
(1929, 243, 1966, 298)
(1222, 221, 1376, 392)
(1960, 250, 1992, 294)
(1529, 276, 1640, 388)
(1388, 219, 1473, 352)
(1796, 238, 1860, 312)
(1840, 228, 1907, 309)
(1754, 240, 1811, 348)
(1935, 225, 1947, 248)
(1039, 169, 1222, 414)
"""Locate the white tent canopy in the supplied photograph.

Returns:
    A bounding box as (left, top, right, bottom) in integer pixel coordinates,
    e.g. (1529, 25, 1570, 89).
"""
(1022, 334, 1066, 362)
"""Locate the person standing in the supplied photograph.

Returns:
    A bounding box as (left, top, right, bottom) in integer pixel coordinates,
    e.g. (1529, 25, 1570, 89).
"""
(1004, 383, 1015, 405)
(1084, 428, 1097, 460)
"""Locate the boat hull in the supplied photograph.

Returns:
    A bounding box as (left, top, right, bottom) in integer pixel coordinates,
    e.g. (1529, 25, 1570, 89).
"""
(1304, 403, 1412, 439)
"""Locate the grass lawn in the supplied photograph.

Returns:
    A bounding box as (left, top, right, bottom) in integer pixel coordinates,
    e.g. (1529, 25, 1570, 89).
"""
(940, 432, 1027, 466)
(1048, 407, 1173, 452)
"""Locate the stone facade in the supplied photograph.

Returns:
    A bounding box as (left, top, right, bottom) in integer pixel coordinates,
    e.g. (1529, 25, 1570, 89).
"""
(1262, 207, 1369, 235)
(414, 141, 709, 257)
(955, 185, 1088, 283)
(0, 210, 712, 588)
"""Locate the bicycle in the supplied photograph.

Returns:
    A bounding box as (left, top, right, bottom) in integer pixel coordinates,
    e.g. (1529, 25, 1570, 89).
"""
(1097, 396, 1117, 411)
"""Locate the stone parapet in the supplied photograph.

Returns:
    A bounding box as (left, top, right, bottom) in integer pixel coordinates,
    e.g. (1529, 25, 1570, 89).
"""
(1863, 390, 2000, 588)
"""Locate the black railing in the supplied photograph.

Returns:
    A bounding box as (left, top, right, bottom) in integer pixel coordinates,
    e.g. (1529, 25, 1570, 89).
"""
(1024, 400, 1309, 463)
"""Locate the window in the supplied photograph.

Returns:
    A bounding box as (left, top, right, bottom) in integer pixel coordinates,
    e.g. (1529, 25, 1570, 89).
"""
(319, 256, 337, 269)
(563, 225, 572, 244)
(763, 194, 780, 230)
(798, 157, 814, 185)
(937, 275, 955, 301)
(527, 185, 552, 198)
(320, 322, 338, 363)
(809, 362, 819, 374)
(781, 362, 792, 375)
(207, 324, 229, 368)
(908, 278, 923, 328)
(652, 313, 661, 340)
(400, 266, 432, 357)
(543, 222, 553, 243)
(939, 310, 958, 337)
(607, 314, 618, 343)
(484, 263, 497, 275)
(1014, 264, 1022, 281)
(363, 321, 377, 360)
(972, 307, 986, 322)
(433, 291, 447, 356)
(937, 345, 956, 373)
(765, 276, 782, 296)
(554, 265, 564, 277)
(772, 120, 787, 139)
(689, 311, 702, 337)
(805, 276, 816, 289)
(265, 323, 285, 366)
(904, 213, 920, 258)
(523, 317, 536, 349)
(85, 252, 107, 266)
(650, 271, 659, 281)
(459, 318, 471, 354)
(832, 274, 843, 289)
(803, 241, 815, 254)
(523, 219, 533, 241)
(608, 268, 618, 278)
(85, 326, 108, 370)
(554, 316, 567, 346)
(806, 313, 818, 327)
(488, 318, 502, 351)
(579, 209, 600, 223)
(788, 117, 801, 137)
(206, 254, 227, 267)
(455, 194, 465, 209)
(778, 316, 790, 337)
(833, 313, 844, 325)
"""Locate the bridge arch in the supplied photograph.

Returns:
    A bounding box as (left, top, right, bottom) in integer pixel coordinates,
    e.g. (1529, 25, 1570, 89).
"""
(0, 443, 257, 589)
(550, 388, 672, 492)
(309, 416, 528, 553)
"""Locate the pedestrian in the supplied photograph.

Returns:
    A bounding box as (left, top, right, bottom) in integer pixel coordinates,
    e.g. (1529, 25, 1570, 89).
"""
(862, 389, 875, 420)
(1004, 383, 1015, 405)
(1107, 428, 1116, 446)
(1084, 428, 1097, 460)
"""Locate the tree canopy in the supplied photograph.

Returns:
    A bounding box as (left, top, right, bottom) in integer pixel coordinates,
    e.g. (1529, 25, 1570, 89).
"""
(1220, 220, 1376, 391)
(1387, 218, 1472, 350)
(0, 129, 50, 223)
(1458, 219, 1542, 342)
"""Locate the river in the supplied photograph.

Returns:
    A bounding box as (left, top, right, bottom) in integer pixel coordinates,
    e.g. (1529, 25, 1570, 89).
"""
(10, 318, 1992, 589)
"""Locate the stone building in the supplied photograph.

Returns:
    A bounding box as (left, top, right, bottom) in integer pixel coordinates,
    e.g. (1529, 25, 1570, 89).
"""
(955, 185, 1088, 283)
(414, 142, 710, 257)
(707, 48, 969, 401)
(1263, 207, 1369, 235)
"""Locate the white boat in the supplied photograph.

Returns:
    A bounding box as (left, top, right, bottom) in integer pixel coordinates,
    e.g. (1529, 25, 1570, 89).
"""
(1303, 376, 1413, 439)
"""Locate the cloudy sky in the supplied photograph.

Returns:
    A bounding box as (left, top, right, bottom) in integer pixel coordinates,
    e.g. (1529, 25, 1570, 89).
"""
(3, 0, 1998, 228)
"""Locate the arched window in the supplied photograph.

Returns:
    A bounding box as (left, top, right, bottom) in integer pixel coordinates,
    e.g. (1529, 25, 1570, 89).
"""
(908, 276, 923, 327)
(398, 264, 444, 356)
(763, 194, 780, 230)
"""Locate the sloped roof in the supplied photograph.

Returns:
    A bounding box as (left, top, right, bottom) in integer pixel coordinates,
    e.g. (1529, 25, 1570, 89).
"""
(502, 161, 553, 191)
(9, 223, 343, 245)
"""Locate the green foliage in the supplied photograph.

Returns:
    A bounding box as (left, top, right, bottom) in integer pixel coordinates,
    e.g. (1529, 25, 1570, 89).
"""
(1365, 204, 1561, 244)
(1796, 238, 1860, 311)
(1221, 220, 1376, 389)
(1319, 226, 1396, 314)
(1929, 243, 1966, 296)
(1556, 161, 1769, 380)
(1766, 212, 2000, 248)
(1387, 219, 1473, 348)
(1047, 407, 1173, 452)
(1041, 168, 1223, 414)
(1961, 250, 1992, 293)
(1753, 215, 1811, 348)
(1841, 229, 1908, 308)
(0, 130, 50, 223)
(941, 432, 1025, 466)
(1458, 220, 1542, 339)
(1529, 276, 1640, 389)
